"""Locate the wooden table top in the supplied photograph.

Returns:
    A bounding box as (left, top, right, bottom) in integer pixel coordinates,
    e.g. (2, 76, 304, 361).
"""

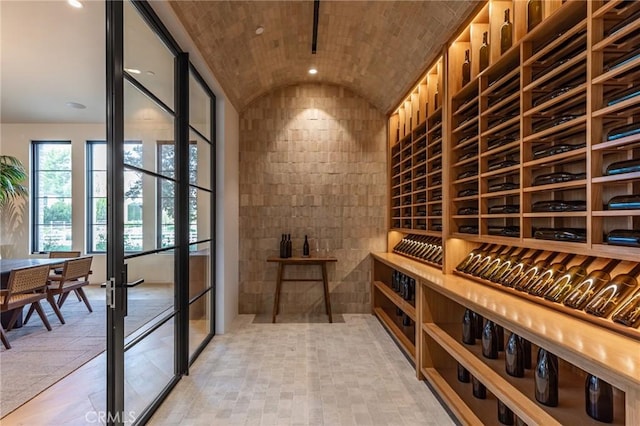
(0, 258, 67, 276)
(267, 256, 337, 264)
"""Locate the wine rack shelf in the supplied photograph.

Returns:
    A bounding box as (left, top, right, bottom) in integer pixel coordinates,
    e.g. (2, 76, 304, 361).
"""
(371, 252, 640, 426)
(388, 0, 640, 262)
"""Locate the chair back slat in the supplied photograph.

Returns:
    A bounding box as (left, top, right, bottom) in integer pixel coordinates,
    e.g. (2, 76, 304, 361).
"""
(62, 257, 93, 281)
(49, 251, 81, 259)
(7, 265, 51, 294)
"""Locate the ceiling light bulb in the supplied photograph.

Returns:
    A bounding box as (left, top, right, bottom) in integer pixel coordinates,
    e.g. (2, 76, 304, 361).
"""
(255, 26, 264, 35)
(308, 68, 318, 75)
(68, 0, 83, 8)
(125, 68, 141, 74)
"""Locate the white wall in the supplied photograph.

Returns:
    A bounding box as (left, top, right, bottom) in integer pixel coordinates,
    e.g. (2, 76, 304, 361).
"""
(151, 1, 240, 334)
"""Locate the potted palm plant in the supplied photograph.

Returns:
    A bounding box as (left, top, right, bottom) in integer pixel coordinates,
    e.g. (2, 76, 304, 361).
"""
(0, 155, 27, 207)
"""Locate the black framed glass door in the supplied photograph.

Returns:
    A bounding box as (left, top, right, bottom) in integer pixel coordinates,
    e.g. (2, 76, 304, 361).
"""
(105, 1, 215, 424)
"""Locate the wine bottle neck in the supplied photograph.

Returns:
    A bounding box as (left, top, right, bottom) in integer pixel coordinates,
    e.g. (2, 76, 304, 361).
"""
(602, 259, 622, 274)
(580, 257, 596, 268)
(627, 262, 640, 277)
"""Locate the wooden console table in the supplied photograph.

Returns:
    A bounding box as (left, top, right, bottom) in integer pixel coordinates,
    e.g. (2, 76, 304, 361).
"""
(267, 257, 337, 323)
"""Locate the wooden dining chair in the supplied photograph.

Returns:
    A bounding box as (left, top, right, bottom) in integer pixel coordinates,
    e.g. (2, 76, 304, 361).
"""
(49, 250, 82, 300)
(25, 256, 93, 325)
(0, 264, 58, 347)
(0, 323, 10, 349)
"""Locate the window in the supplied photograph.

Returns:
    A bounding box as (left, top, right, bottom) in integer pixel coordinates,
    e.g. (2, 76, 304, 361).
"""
(87, 140, 143, 253)
(157, 141, 198, 248)
(32, 141, 72, 253)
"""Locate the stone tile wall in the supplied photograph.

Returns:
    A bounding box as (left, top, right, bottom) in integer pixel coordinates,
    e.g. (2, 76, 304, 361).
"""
(239, 83, 387, 314)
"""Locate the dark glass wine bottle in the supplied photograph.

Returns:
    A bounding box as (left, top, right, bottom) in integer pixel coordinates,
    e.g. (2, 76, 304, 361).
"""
(563, 259, 621, 309)
(472, 376, 486, 399)
(612, 287, 640, 327)
(607, 229, 640, 247)
(434, 83, 440, 110)
(533, 171, 586, 186)
(479, 246, 518, 280)
(544, 257, 596, 302)
(499, 250, 544, 287)
(532, 200, 586, 212)
(482, 320, 499, 359)
(280, 234, 286, 258)
(527, 0, 543, 31)
(469, 246, 507, 276)
(607, 194, 640, 210)
(462, 308, 476, 345)
(479, 31, 489, 72)
(521, 336, 532, 370)
(585, 263, 640, 317)
(505, 332, 525, 377)
(514, 252, 561, 291)
(585, 374, 614, 422)
(500, 9, 513, 54)
(498, 400, 515, 425)
(488, 247, 528, 282)
(286, 234, 292, 258)
(402, 313, 411, 327)
(303, 235, 310, 257)
(473, 311, 484, 339)
(462, 49, 471, 86)
(605, 158, 640, 176)
(515, 417, 528, 426)
(535, 348, 559, 407)
(457, 243, 492, 272)
(457, 363, 471, 383)
(527, 253, 576, 295)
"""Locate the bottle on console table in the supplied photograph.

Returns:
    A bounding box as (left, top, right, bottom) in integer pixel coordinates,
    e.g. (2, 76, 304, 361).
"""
(302, 235, 310, 257)
(286, 234, 292, 258)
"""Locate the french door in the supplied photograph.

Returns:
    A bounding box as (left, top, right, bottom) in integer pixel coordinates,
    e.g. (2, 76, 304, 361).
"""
(105, 1, 216, 424)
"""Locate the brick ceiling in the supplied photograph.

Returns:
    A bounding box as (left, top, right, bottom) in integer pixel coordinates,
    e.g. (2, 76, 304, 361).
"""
(170, 1, 480, 114)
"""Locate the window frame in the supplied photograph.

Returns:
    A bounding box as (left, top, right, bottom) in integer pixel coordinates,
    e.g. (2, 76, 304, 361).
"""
(31, 140, 73, 254)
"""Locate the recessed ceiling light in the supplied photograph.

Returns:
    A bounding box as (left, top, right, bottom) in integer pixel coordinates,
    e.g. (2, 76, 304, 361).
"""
(125, 68, 141, 74)
(255, 26, 264, 35)
(66, 102, 86, 109)
(67, 0, 83, 8)
(308, 68, 318, 75)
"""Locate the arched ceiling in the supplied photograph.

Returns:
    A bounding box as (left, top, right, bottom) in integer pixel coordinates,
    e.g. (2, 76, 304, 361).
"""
(170, 0, 480, 114)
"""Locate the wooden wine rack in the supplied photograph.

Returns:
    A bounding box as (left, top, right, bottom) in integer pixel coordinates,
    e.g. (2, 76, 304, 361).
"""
(388, 0, 640, 264)
(382, 1, 640, 424)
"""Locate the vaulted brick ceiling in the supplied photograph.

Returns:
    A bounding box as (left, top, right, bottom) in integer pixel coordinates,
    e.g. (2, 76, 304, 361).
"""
(170, 1, 479, 113)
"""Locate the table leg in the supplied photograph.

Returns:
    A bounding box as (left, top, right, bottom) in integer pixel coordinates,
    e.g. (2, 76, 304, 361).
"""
(321, 263, 332, 323)
(272, 263, 284, 323)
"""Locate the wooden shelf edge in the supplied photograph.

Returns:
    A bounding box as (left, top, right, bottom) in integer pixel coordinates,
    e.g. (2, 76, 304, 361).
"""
(592, 171, 640, 184)
(373, 281, 417, 321)
(420, 367, 484, 426)
(373, 307, 416, 361)
(591, 133, 640, 151)
(423, 323, 562, 426)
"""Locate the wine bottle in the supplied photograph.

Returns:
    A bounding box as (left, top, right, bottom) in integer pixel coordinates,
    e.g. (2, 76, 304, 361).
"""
(488, 182, 518, 192)
(488, 224, 519, 236)
(533, 115, 581, 133)
(479, 246, 519, 280)
(498, 250, 543, 286)
(585, 374, 614, 423)
(527, 0, 543, 31)
(521, 336, 532, 369)
(532, 141, 585, 159)
(286, 234, 292, 258)
(457, 363, 471, 383)
(533, 171, 586, 186)
(604, 48, 640, 72)
(514, 251, 561, 291)
(516, 417, 528, 426)
(607, 194, 640, 210)
(606, 122, 640, 141)
(457, 243, 492, 272)
(612, 287, 640, 327)
(526, 253, 577, 296)
(303, 235, 310, 257)
(544, 257, 596, 302)
(505, 332, 525, 377)
(462, 49, 471, 86)
(459, 225, 479, 234)
(457, 169, 478, 180)
(482, 320, 499, 359)
(434, 83, 440, 110)
(607, 229, 640, 247)
(462, 308, 476, 345)
(402, 313, 411, 327)
(606, 8, 640, 37)
(473, 311, 484, 339)
(533, 86, 578, 108)
(498, 400, 515, 425)
(533, 228, 587, 243)
(563, 259, 622, 309)
(607, 85, 640, 107)
(535, 348, 559, 407)
(532, 200, 586, 212)
(488, 160, 519, 171)
(488, 205, 520, 214)
(500, 9, 513, 54)
(479, 31, 489, 72)
(472, 376, 487, 399)
(280, 234, 286, 258)
(605, 158, 640, 176)
(457, 207, 479, 215)
(468, 245, 506, 276)
(585, 263, 640, 317)
(458, 188, 479, 197)
(488, 247, 529, 282)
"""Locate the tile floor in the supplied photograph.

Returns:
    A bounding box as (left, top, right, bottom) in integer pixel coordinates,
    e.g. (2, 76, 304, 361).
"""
(2, 313, 453, 425)
(148, 314, 455, 426)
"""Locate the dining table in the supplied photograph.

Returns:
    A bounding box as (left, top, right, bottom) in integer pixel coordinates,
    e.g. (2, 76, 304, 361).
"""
(0, 258, 69, 328)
